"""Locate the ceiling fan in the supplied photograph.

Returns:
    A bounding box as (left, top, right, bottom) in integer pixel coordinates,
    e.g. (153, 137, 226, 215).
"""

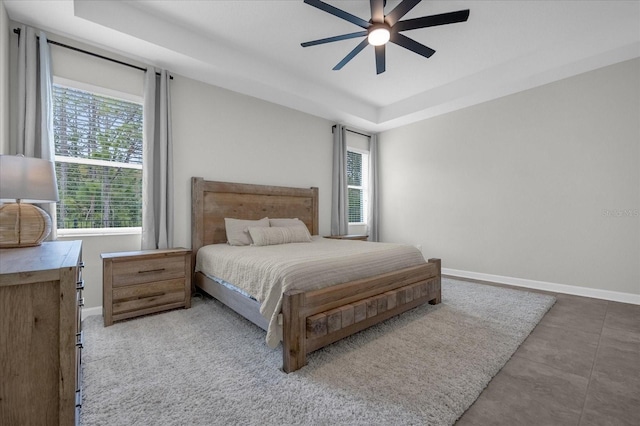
(301, 0, 470, 74)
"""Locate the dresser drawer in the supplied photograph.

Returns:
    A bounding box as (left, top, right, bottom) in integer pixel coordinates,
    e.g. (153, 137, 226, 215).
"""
(112, 255, 186, 287)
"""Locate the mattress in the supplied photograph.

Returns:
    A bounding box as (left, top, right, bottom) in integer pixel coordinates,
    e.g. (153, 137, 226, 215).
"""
(195, 236, 427, 348)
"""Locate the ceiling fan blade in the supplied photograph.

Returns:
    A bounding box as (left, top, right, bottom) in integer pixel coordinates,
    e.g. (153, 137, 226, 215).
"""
(385, 0, 421, 26)
(333, 39, 369, 70)
(390, 32, 435, 58)
(301, 31, 368, 47)
(370, 0, 385, 23)
(375, 44, 386, 74)
(304, 0, 370, 29)
(394, 10, 470, 32)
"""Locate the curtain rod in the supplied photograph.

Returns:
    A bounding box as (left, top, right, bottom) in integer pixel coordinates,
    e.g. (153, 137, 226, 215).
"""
(13, 28, 173, 80)
(332, 125, 371, 138)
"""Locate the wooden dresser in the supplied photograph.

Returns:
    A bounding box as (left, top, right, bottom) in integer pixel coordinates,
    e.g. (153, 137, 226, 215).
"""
(0, 240, 84, 426)
(101, 248, 191, 326)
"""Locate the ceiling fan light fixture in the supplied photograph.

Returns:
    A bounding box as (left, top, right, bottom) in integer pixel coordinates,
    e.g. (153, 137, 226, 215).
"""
(301, 0, 470, 74)
(367, 24, 390, 46)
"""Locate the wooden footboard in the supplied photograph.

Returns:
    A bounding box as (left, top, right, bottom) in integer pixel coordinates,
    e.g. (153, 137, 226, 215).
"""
(282, 258, 441, 373)
(191, 177, 442, 374)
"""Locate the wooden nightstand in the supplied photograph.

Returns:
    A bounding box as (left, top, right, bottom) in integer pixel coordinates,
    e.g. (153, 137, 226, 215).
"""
(324, 234, 369, 241)
(101, 248, 191, 326)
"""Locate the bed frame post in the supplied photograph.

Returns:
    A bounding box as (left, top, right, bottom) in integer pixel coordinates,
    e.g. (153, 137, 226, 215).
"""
(191, 177, 204, 292)
(282, 290, 306, 373)
(310, 187, 319, 235)
(428, 258, 442, 304)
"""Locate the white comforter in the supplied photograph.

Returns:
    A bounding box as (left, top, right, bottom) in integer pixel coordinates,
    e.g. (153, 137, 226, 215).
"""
(195, 236, 427, 348)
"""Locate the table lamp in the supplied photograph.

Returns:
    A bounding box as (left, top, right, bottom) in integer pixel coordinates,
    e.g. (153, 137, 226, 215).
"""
(0, 155, 59, 248)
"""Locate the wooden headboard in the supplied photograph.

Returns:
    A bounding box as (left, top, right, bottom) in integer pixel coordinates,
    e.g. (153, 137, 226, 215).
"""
(191, 177, 319, 258)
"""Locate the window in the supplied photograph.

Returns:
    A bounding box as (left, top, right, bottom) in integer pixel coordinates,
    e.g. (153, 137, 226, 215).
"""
(347, 149, 369, 224)
(53, 83, 143, 230)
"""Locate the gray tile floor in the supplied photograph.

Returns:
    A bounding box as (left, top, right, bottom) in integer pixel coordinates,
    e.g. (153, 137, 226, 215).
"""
(453, 278, 640, 426)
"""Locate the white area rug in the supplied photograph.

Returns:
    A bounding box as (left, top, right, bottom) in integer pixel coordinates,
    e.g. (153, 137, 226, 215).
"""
(80, 278, 555, 425)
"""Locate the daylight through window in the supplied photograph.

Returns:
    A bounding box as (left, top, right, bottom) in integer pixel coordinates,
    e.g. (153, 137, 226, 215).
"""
(53, 84, 143, 230)
(347, 149, 369, 224)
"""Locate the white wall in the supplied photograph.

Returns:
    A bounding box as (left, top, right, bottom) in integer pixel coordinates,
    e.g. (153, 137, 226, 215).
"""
(4, 24, 151, 309)
(56, 233, 141, 313)
(5, 23, 334, 310)
(170, 76, 334, 250)
(379, 58, 640, 300)
(10, 20, 635, 309)
(0, 0, 9, 154)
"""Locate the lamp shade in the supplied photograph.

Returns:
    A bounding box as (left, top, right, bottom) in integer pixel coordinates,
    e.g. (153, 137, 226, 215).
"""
(0, 155, 59, 202)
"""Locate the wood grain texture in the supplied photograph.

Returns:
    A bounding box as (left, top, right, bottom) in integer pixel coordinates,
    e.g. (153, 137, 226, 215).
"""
(191, 177, 319, 254)
(306, 276, 442, 353)
(191, 177, 442, 373)
(306, 313, 328, 338)
(352, 300, 367, 323)
(193, 261, 441, 374)
(301, 263, 436, 312)
(59, 265, 77, 426)
(0, 281, 59, 424)
(326, 308, 343, 333)
(102, 257, 114, 326)
(303, 277, 441, 341)
(339, 304, 355, 328)
(0, 240, 82, 425)
(101, 248, 191, 326)
(283, 290, 306, 373)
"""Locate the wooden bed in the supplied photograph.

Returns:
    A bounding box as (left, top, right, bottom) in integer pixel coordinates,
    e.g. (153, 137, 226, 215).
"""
(191, 177, 441, 373)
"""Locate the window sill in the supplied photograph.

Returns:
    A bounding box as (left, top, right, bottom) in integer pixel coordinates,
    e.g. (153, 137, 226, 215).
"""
(57, 227, 142, 237)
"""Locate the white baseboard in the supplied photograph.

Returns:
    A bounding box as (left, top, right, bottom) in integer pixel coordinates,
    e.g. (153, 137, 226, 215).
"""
(82, 306, 102, 320)
(80, 270, 639, 319)
(442, 268, 640, 305)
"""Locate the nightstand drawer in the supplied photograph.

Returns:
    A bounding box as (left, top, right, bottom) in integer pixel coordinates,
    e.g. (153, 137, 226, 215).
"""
(112, 255, 186, 287)
(112, 279, 186, 315)
(102, 248, 192, 326)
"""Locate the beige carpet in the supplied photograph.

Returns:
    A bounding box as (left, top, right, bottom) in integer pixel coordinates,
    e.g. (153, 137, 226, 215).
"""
(80, 278, 555, 425)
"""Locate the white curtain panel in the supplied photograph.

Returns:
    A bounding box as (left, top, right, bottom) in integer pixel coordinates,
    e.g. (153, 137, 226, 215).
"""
(331, 124, 349, 236)
(14, 26, 57, 239)
(15, 26, 36, 157)
(142, 68, 174, 250)
(38, 32, 54, 162)
(368, 134, 379, 242)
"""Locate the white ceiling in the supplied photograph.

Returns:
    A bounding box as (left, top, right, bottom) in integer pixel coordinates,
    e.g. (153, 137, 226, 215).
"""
(4, 0, 640, 132)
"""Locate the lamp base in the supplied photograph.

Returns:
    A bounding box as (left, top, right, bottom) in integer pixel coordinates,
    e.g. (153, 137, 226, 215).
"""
(0, 203, 52, 248)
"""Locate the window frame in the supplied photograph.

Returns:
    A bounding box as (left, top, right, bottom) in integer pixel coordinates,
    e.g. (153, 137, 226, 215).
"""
(346, 147, 369, 225)
(52, 77, 144, 237)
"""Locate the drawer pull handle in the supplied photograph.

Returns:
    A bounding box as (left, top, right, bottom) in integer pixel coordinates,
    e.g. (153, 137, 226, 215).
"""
(139, 292, 165, 299)
(76, 280, 85, 290)
(75, 388, 83, 407)
(138, 268, 165, 274)
(76, 331, 84, 348)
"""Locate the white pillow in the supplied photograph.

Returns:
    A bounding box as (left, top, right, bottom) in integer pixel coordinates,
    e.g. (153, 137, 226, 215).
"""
(248, 226, 312, 246)
(224, 217, 269, 246)
(269, 218, 305, 227)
